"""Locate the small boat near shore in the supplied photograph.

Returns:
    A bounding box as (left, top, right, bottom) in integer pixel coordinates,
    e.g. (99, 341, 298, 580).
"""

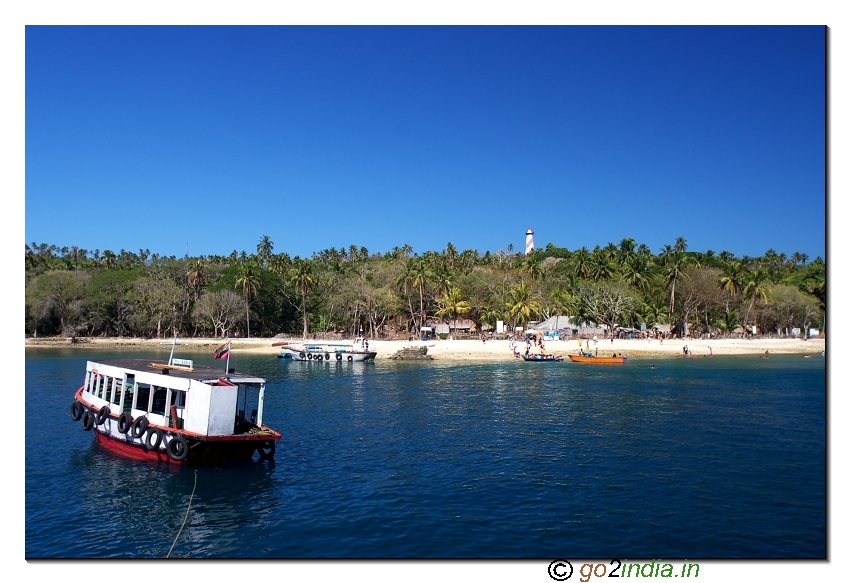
(521, 354, 564, 362)
(568, 354, 627, 364)
(274, 341, 377, 362)
(70, 350, 280, 465)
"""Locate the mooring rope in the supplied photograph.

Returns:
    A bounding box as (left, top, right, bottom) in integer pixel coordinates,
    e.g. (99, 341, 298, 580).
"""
(166, 469, 198, 558)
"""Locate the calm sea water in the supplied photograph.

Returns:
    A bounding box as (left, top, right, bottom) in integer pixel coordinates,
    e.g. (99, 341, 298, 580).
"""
(25, 349, 825, 558)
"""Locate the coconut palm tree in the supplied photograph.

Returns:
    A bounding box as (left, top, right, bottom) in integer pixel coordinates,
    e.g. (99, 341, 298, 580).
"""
(256, 235, 274, 267)
(187, 259, 208, 299)
(659, 244, 687, 315)
(289, 259, 315, 338)
(571, 247, 592, 280)
(395, 258, 418, 333)
(411, 257, 431, 332)
(235, 262, 259, 337)
(435, 286, 471, 337)
(506, 281, 541, 330)
(742, 269, 771, 334)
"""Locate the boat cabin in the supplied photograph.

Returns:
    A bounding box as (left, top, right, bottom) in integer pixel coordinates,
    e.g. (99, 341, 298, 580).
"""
(82, 359, 267, 437)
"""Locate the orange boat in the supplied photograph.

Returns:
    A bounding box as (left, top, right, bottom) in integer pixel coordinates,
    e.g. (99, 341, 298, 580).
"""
(568, 354, 627, 364)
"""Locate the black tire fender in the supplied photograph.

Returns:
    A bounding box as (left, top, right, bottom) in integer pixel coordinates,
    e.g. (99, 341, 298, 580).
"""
(145, 427, 164, 450)
(117, 412, 133, 434)
(336, 353, 342, 361)
(71, 401, 84, 421)
(131, 416, 149, 439)
(95, 405, 110, 425)
(167, 436, 190, 461)
(299, 351, 306, 360)
(347, 355, 353, 362)
(325, 353, 330, 360)
(258, 440, 275, 459)
(82, 409, 96, 431)
(307, 353, 313, 360)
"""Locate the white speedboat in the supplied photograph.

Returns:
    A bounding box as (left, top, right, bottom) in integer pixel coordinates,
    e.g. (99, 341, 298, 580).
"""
(274, 341, 377, 362)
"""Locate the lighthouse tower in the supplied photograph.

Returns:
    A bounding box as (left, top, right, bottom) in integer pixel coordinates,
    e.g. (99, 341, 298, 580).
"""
(525, 228, 534, 255)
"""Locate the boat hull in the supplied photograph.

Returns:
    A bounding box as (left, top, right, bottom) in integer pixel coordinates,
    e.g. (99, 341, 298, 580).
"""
(75, 394, 279, 466)
(568, 355, 627, 364)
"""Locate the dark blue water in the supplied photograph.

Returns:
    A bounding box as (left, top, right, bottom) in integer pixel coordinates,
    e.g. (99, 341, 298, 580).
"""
(26, 349, 825, 558)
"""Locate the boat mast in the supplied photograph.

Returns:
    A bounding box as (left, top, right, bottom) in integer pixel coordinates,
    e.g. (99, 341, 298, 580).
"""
(168, 333, 178, 366)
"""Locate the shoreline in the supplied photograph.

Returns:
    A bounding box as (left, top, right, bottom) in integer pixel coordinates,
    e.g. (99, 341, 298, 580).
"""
(24, 336, 826, 361)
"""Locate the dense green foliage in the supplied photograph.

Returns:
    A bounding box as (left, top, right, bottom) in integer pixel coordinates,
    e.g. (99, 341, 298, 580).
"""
(24, 238, 825, 339)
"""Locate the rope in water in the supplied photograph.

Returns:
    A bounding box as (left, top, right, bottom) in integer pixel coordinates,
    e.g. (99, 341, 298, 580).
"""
(166, 469, 198, 558)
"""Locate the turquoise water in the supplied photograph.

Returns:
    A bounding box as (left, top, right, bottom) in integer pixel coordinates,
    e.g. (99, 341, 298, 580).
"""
(25, 349, 825, 558)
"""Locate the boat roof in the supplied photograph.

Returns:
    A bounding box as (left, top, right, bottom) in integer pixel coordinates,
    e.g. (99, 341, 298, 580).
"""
(88, 358, 265, 384)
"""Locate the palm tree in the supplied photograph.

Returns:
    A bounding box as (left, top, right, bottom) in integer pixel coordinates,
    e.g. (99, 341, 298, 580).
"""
(621, 255, 651, 291)
(256, 235, 274, 267)
(659, 244, 687, 315)
(235, 262, 259, 337)
(571, 247, 592, 280)
(719, 261, 744, 299)
(289, 259, 315, 338)
(742, 269, 771, 334)
(395, 258, 418, 333)
(506, 281, 541, 330)
(435, 286, 471, 337)
(187, 259, 208, 299)
(411, 257, 430, 331)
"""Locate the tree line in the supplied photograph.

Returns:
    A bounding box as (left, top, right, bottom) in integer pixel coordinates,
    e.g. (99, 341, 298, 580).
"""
(25, 237, 825, 340)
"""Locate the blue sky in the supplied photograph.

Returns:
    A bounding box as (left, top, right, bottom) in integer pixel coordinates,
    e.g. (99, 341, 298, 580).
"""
(25, 25, 825, 260)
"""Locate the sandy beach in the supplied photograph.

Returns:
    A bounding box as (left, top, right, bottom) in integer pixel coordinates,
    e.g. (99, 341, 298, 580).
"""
(25, 335, 826, 361)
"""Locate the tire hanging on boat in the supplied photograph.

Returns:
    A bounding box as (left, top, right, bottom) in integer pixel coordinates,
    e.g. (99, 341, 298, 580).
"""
(131, 416, 149, 439)
(307, 353, 313, 360)
(145, 427, 164, 450)
(299, 351, 306, 360)
(258, 440, 275, 459)
(167, 436, 190, 461)
(71, 401, 84, 421)
(336, 353, 342, 361)
(117, 412, 133, 434)
(95, 405, 110, 425)
(82, 409, 96, 431)
(325, 353, 330, 360)
(347, 355, 353, 362)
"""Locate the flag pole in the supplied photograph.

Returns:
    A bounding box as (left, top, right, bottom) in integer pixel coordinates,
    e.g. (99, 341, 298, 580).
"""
(225, 342, 231, 378)
(168, 333, 178, 366)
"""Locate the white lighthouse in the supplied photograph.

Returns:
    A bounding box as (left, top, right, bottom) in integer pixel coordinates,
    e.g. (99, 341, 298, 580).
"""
(525, 228, 534, 255)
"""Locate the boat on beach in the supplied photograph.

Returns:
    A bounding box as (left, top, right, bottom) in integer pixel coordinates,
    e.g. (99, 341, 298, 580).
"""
(568, 354, 627, 364)
(70, 348, 280, 465)
(274, 341, 377, 362)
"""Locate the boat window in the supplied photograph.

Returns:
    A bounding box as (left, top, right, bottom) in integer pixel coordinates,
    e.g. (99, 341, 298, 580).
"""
(123, 375, 135, 412)
(168, 389, 185, 429)
(234, 384, 261, 432)
(103, 377, 113, 402)
(151, 386, 168, 416)
(94, 375, 105, 400)
(111, 378, 123, 405)
(135, 383, 152, 411)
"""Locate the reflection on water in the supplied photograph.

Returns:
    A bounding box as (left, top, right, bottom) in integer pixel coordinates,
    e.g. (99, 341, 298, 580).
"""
(27, 350, 825, 558)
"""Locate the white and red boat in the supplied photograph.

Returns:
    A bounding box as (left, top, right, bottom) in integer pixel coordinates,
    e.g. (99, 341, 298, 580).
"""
(274, 341, 377, 362)
(70, 346, 280, 465)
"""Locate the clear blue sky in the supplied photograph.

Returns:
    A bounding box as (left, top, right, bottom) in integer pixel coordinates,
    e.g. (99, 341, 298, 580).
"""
(25, 25, 826, 260)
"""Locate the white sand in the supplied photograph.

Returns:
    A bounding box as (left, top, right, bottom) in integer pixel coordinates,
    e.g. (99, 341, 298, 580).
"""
(26, 335, 826, 361)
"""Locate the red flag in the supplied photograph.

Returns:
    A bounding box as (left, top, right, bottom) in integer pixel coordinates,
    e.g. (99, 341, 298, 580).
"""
(214, 342, 231, 360)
